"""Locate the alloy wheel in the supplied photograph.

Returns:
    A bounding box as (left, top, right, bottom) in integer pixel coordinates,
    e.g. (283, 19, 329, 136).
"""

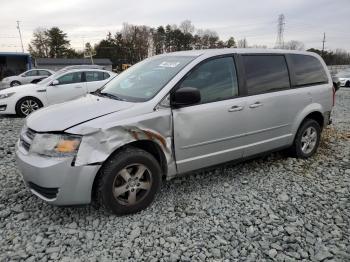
(20, 99, 40, 116)
(112, 164, 152, 206)
(11, 82, 20, 87)
(301, 126, 317, 154)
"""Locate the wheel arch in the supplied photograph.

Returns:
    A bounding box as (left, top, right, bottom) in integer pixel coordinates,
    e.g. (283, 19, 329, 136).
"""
(15, 95, 44, 108)
(292, 104, 325, 142)
(91, 139, 168, 201)
(10, 80, 21, 85)
(15, 95, 44, 116)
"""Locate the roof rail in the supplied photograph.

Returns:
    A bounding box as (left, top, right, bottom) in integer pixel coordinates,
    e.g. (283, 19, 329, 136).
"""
(61, 65, 106, 71)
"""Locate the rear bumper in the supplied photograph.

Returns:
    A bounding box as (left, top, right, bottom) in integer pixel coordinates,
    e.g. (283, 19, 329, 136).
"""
(16, 143, 101, 206)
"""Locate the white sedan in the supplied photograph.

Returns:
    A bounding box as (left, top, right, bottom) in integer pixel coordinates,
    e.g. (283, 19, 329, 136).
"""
(336, 70, 350, 87)
(1, 69, 55, 88)
(0, 68, 116, 116)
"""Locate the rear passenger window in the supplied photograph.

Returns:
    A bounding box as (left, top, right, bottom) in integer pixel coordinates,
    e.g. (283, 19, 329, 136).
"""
(290, 54, 328, 86)
(242, 55, 290, 95)
(85, 71, 104, 82)
(179, 57, 239, 104)
(38, 70, 51, 76)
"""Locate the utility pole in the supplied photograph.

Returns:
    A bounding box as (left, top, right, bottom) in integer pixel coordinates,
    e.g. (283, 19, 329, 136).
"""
(16, 20, 24, 53)
(275, 14, 285, 49)
(321, 32, 326, 57)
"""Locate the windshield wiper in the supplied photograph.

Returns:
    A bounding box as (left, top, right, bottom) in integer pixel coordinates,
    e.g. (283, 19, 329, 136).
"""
(94, 91, 124, 101)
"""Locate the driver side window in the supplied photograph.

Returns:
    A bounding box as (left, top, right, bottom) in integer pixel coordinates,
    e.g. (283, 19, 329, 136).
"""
(179, 57, 239, 104)
(57, 72, 83, 85)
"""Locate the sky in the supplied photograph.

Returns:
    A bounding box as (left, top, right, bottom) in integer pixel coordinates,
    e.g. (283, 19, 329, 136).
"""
(0, 0, 349, 53)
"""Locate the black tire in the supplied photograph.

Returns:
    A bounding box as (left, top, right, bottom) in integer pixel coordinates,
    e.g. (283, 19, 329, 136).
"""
(10, 80, 21, 87)
(290, 119, 321, 158)
(346, 81, 350, 87)
(15, 97, 43, 117)
(96, 147, 162, 215)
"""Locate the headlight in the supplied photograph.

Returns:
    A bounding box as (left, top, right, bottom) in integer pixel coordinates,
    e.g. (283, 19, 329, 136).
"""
(0, 92, 15, 99)
(30, 133, 81, 157)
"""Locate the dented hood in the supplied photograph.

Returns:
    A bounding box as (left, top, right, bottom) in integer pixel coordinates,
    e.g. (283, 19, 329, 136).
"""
(26, 94, 135, 132)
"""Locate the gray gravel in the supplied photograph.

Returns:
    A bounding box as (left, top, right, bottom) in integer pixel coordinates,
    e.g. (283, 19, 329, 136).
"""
(0, 89, 349, 261)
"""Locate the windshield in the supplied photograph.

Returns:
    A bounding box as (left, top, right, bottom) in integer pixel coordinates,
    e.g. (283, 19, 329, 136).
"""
(99, 55, 196, 102)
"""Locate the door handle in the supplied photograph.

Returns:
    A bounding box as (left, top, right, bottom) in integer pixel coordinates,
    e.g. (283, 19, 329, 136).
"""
(249, 102, 263, 108)
(75, 86, 83, 88)
(228, 105, 244, 112)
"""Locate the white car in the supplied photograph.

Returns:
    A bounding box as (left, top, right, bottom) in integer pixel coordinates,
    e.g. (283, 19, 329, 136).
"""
(336, 70, 350, 87)
(0, 68, 116, 116)
(1, 69, 55, 88)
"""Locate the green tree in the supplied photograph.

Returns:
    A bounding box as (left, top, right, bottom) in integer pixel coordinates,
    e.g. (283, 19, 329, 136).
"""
(46, 27, 70, 58)
(226, 37, 236, 48)
(28, 27, 76, 58)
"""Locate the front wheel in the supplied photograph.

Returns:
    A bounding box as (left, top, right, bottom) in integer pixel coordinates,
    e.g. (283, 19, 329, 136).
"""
(345, 81, 350, 87)
(290, 119, 321, 158)
(15, 97, 43, 117)
(96, 147, 162, 215)
(10, 81, 21, 87)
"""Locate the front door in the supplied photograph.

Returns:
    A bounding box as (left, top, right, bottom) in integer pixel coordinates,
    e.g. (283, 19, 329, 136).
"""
(22, 70, 39, 84)
(47, 71, 87, 105)
(172, 56, 248, 173)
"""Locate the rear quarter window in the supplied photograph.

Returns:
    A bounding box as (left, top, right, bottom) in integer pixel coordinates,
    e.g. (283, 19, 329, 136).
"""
(290, 54, 328, 86)
(104, 72, 110, 79)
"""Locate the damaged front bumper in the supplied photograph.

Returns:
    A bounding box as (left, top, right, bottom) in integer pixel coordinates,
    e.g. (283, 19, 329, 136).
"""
(16, 145, 101, 206)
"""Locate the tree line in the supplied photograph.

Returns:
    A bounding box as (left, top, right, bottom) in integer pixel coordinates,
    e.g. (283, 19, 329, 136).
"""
(28, 20, 350, 68)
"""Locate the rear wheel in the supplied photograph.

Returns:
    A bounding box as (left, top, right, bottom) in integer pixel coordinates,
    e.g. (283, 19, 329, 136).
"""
(290, 119, 321, 158)
(10, 81, 21, 87)
(96, 147, 162, 215)
(15, 97, 43, 117)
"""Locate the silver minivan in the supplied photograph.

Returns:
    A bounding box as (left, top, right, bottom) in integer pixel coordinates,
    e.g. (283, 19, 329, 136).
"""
(16, 49, 334, 215)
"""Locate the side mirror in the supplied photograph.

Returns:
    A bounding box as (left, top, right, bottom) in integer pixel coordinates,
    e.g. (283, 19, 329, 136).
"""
(51, 79, 59, 86)
(171, 87, 201, 107)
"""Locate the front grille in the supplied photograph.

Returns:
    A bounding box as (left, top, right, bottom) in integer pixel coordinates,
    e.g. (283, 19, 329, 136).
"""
(20, 127, 36, 152)
(28, 182, 59, 199)
(26, 128, 36, 140)
(21, 139, 31, 151)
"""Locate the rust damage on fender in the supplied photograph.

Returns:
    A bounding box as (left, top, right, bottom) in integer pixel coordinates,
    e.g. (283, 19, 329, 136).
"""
(128, 127, 167, 149)
(74, 124, 176, 177)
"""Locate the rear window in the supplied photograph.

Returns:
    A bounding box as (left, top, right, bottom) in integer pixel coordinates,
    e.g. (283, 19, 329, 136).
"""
(290, 54, 328, 86)
(242, 55, 290, 95)
(38, 70, 51, 76)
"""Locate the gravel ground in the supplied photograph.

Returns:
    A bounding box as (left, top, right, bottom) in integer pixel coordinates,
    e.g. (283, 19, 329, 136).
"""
(0, 89, 349, 262)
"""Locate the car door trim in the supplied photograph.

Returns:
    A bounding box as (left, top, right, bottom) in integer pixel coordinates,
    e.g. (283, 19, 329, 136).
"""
(181, 123, 289, 150)
(178, 133, 292, 164)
